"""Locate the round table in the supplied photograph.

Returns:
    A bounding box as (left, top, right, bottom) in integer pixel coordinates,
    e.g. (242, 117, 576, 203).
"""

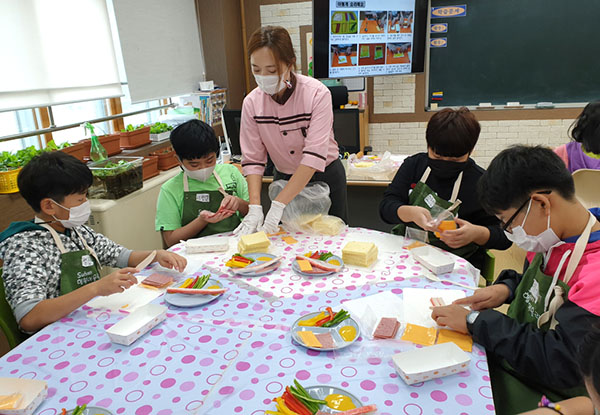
(0, 228, 495, 415)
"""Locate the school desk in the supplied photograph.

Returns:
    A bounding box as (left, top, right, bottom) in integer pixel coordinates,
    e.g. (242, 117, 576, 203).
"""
(0, 229, 495, 414)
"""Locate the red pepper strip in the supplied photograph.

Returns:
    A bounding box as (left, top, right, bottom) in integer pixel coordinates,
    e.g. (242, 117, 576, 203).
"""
(315, 314, 333, 327)
(182, 276, 198, 289)
(61, 410, 67, 415)
(326, 307, 334, 320)
(233, 256, 252, 263)
(284, 389, 312, 415)
(311, 252, 320, 259)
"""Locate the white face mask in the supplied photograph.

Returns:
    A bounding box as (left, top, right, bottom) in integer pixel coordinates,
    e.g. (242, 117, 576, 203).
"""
(254, 73, 285, 95)
(504, 199, 561, 252)
(183, 165, 215, 182)
(52, 200, 91, 228)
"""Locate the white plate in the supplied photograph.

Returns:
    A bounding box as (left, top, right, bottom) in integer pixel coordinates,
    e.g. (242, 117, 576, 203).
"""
(229, 253, 280, 277)
(305, 385, 362, 413)
(291, 255, 343, 277)
(67, 407, 114, 415)
(290, 311, 360, 352)
(164, 278, 224, 308)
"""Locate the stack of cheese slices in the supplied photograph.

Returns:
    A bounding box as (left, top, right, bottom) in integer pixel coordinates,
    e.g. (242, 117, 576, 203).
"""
(342, 241, 378, 267)
(237, 231, 271, 254)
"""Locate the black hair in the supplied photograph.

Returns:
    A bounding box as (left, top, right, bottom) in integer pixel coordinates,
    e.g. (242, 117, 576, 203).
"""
(578, 326, 600, 397)
(169, 119, 220, 160)
(478, 145, 575, 214)
(17, 151, 93, 213)
(426, 107, 481, 157)
(570, 101, 600, 154)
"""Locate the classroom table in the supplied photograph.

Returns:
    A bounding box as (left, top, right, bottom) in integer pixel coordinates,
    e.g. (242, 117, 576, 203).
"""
(0, 228, 496, 415)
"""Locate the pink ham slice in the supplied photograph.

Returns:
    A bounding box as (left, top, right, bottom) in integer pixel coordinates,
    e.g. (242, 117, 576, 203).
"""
(314, 332, 336, 349)
(295, 255, 340, 272)
(373, 317, 399, 339)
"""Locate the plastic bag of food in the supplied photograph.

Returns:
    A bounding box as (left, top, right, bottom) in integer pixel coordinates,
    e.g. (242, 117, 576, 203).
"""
(347, 151, 397, 180)
(269, 180, 343, 234)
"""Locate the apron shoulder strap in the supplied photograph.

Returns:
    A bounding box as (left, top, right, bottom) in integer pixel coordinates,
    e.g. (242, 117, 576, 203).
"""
(418, 167, 431, 183)
(183, 172, 190, 192)
(40, 224, 68, 254)
(212, 170, 229, 197)
(72, 227, 101, 265)
(450, 171, 464, 203)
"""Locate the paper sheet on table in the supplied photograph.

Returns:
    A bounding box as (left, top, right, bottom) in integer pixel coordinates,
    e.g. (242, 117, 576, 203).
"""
(402, 288, 466, 328)
(87, 277, 162, 313)
(344, 291, 403, 339)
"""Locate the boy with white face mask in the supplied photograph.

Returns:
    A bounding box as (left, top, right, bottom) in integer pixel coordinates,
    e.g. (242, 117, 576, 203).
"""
(0, 152, 187, 333)
(431, 145, 600, 414)
(156, 120, 249, 247)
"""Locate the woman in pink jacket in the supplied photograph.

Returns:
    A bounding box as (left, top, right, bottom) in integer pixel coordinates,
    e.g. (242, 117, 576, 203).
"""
(235, 26, 347, 235)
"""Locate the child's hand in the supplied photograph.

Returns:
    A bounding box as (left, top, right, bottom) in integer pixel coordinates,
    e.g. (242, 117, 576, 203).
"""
(453, 284, 511, 310)
(155, 250, 187, 273)
(430, 304, 470, 334)
(199, 210, 234, 223)
(439, 219, 490, 247)
(94, 268, 138, 296)
(220, 195, 241, 212)
(399, 206, 436, 231)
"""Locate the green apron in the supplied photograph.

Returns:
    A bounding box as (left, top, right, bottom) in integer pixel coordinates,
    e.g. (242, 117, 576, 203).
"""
(392, 167, 478, 259)
(40, 224, 101, 295)
(490, 212, 596, 414)
(181, 170, 241, 237)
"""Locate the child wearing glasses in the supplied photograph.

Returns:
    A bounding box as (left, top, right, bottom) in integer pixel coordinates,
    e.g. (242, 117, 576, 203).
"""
(431, 145, 600, 414)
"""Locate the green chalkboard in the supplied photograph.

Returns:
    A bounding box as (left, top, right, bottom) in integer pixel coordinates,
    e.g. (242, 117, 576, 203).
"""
(428, 0, 600, 107)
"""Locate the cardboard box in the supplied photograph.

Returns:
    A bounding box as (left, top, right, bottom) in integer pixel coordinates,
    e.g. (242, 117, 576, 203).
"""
(0, 378, 47, 415)
(411, 246, 455, 275)
(392, 342, 471, 385)
(106, 303, 167, 346)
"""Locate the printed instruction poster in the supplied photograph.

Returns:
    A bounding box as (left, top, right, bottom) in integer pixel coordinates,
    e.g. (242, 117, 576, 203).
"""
(329, 0, 415, 77)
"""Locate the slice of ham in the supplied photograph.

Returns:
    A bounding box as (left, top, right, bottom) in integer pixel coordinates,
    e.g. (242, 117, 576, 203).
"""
(235, 257, 282, 274)
(295, 255, 340, 272)
(166, 287, 227, 295)
(316, 405, 377, 415)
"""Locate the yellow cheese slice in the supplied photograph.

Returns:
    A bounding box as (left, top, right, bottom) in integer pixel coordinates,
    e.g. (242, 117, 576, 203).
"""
(297, 331, 322, 348)
(282, 236, 298, 244)
(437, 329, 473, 352)
(297, 259, 313, 272)
(400, 323, 437, 346)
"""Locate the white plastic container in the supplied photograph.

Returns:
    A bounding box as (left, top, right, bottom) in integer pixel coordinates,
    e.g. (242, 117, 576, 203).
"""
(150, 131, 171, 142)
(185, 236, 230, 254)
(0, 378, 47, 415)
(411, 245, 455, 275)
(392, 342, 471, 385)
(106, 303, 166, 346)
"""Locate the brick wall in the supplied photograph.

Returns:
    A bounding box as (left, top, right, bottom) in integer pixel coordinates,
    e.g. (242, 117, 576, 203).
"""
(259, 2, 576, 168)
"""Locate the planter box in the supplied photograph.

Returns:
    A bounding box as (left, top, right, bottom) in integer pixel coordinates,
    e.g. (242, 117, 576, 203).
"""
(120, 126, 151, 149)
(80, 134, 122, 159)
(142, 156, 159, 181)
(59, 141, 87, 162)
(150, 147, 179, 171)
(88, 156, 143, 199)
(150, 131, 171, 142)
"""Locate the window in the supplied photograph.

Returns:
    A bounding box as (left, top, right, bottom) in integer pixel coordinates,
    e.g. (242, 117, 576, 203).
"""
(0, 110, 43, 152)
(51, 99, 111, 145)
(120, 85, 162, 128)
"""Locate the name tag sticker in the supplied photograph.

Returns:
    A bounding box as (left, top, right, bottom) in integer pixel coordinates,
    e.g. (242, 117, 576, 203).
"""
(424, 194, 437, 208)
(196, 194, 210, 203)
(81, 255, 94, 267)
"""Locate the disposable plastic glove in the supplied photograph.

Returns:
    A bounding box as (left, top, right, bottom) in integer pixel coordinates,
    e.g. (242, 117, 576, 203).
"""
(233, 204, 264, 236)
(258, 201, 286, 234)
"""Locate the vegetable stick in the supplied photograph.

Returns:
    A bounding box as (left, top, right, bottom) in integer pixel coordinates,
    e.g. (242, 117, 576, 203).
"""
(166, 287, 227, 295)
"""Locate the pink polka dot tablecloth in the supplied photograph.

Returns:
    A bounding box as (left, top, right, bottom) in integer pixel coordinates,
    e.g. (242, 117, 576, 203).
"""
(0, 228, 495, 414)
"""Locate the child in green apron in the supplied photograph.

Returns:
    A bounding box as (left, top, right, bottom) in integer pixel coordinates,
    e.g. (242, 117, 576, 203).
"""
(0, 152, 187, 333)
(430, 146, 600, 414)
(156, 120, 249, 247)
(380, 108, 511, 269)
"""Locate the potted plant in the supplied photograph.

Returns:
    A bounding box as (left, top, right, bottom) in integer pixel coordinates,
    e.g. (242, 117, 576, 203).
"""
(142, 155, 159, 180)
(149, 122, 173, 142)
(52, 141, 87, 162)
(120, 124, 151, 149)
(0, 147, 39, 193)
(88, 156, 144, 199)
(150, 146, 179, 171)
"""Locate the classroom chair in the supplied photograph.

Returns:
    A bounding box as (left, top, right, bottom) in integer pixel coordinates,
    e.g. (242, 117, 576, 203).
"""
(0, 269, 28, 349)
(572, 169, 600, 209)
